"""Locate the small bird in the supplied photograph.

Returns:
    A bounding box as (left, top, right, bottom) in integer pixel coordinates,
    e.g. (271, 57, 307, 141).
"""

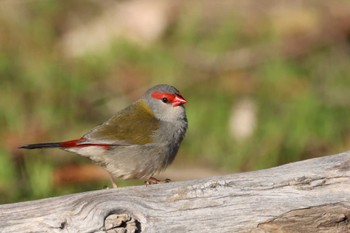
(20, 84, 188, 187)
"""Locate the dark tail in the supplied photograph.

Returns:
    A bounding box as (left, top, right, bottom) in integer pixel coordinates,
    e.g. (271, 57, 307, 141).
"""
(19, 142, 62, 149)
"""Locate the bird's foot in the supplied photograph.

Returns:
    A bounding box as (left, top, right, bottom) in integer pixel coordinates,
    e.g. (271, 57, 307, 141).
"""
(145, 177, 172, 185)
(145, 177, 160, 185)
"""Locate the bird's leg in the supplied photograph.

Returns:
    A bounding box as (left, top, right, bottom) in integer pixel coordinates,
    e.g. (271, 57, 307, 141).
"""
(108, 173, 118, 188)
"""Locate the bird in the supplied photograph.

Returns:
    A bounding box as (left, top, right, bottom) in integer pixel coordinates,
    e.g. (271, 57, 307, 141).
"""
(20, 84, 188, 188)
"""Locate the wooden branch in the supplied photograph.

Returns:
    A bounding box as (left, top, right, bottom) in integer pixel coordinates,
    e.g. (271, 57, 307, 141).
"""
(1, 151, 350, 232)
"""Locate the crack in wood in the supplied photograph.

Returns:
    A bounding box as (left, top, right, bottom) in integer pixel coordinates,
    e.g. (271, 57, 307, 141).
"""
(331, 159, 350, 172)
(257, 203, 350, 233)
(59, 220, 67, 230)
(288, 175, 350, 190)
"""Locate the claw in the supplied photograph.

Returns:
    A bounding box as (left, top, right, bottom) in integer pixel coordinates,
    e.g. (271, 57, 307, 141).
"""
(145, 177, 172, 186)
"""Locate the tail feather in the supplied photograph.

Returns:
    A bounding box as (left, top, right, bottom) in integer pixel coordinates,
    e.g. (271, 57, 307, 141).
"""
(19, 142, 62, 149)
(19, 138, 113, 150)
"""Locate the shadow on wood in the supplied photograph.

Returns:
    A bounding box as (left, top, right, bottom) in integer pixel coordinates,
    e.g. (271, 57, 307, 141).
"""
(0, 151, 350, 232)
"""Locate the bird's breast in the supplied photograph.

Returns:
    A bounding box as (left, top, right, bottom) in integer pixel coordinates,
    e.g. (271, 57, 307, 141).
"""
(153, 119, 187, 162)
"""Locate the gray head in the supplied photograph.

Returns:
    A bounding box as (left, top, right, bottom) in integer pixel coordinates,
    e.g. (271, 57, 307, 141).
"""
(143, 84, 187, 122)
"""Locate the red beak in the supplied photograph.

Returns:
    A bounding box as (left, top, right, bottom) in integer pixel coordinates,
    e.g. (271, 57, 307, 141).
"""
(173, 94, 187, 107)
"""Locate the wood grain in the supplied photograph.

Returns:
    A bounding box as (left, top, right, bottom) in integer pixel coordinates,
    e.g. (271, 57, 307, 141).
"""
(1, 151, 350, 232)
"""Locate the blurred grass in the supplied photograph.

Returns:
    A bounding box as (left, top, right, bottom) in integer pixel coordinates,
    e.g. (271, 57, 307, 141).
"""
(1, 0, 350, 203)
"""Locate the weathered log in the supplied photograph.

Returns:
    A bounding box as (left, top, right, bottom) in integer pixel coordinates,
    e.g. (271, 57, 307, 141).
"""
(0, 151, 350, 233)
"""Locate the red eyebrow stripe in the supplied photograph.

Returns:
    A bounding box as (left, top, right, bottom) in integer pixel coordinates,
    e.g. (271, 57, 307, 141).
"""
(151, 91, 176, 102)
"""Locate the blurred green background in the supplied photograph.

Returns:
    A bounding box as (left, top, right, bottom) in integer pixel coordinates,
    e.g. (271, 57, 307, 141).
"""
(1, 0, 350, 203)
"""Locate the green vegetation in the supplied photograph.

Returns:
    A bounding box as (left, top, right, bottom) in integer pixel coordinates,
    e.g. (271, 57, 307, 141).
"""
(1, 1, 350, 203)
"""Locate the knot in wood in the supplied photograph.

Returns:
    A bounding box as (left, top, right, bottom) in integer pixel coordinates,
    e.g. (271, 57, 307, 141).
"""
(104, 213, 140, 233)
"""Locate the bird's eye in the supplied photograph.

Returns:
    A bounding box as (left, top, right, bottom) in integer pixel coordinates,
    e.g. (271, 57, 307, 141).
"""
(162, 97, 168, 103)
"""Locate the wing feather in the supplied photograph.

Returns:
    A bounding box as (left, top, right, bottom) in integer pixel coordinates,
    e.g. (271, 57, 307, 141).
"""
(82, 100, 159, 145)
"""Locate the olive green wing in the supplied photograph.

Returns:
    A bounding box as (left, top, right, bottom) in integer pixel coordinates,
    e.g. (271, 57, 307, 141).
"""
(82, 100, 159, 145)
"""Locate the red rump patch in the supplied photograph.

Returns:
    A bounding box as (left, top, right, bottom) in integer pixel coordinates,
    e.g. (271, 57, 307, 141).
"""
(60, 139, 82, 147)
(60, 138, 111, 150)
